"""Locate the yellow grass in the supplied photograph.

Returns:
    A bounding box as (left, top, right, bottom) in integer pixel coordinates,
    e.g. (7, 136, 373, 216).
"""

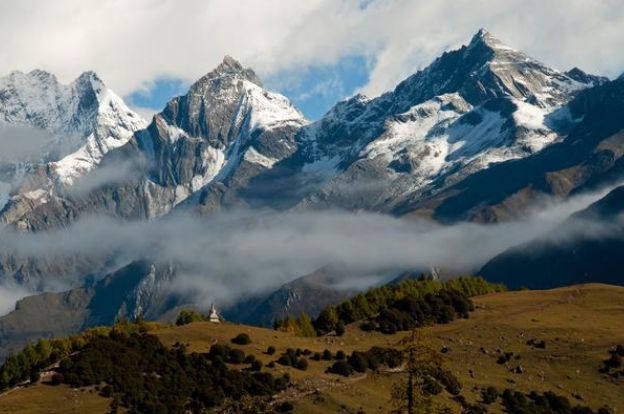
(0, 384, 110, 414)
(1, 283, 623, 413)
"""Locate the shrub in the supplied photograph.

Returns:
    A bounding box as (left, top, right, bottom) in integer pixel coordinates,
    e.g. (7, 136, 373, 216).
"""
(328, 361, 353, 376)
(294, 358, 309, 371)
(228, 349, 246, 364)
(360, 321, 376, 331)
(276, 401, 294, 412)
(335, 321, 346, 336)
(335, 350, 346, 360)
(482, 386, 499, 404)
(322, 350, 332, 360)
(50, 373, 63, 386)
(49, 332, 290, 413)
(497, 352, 514, 365)
(422, 377, 443, 395)
(347, 352, 368, 373)
(29, 370, 41, 384)
(605, 354, 622, 369)
(277, 355, 293, 366)
(266, 345, 276, 355)
(231, 333, 252, 345)
(251, 360, 263, 371)
(209, 343, 229, 358)
(176, 309, 205, 326)
(100, 385, 113, 398)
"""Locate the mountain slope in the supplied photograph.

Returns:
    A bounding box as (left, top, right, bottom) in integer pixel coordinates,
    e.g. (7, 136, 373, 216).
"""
(400, 75, 624, 222)
(480, 185, 624, 289)
(0, 260, 185, 360)
(230, 30, 604, 214)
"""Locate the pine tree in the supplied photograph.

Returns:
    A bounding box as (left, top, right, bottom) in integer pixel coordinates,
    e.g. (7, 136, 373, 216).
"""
(294, 313, 316, 337)
(390, 329, 445, 414)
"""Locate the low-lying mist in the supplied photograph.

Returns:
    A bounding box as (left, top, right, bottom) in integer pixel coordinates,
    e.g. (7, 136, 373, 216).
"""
(0, 181, 621, 313)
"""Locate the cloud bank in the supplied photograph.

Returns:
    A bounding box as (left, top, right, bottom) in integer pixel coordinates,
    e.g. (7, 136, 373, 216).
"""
(1, 0, 623, 101)
(0, 182, 620, 308)
(0, 125, 53, 162)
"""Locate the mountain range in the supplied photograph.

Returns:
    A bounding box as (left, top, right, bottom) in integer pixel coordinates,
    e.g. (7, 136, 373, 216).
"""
(0, 29, 623, 358)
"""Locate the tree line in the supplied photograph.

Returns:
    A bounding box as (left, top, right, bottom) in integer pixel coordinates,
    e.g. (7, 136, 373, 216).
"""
(0, 318, 156, 391)
(274, 276, 504, 336)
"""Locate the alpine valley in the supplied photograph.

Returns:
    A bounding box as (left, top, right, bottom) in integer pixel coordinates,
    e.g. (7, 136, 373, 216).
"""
(0, 28, 624, 366)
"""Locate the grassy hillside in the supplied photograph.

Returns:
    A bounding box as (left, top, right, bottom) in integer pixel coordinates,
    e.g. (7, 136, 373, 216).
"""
(1, 284, 623, 413)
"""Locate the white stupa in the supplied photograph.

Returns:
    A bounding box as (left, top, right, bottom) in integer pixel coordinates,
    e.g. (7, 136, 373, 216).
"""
(208, 304, 220, 323)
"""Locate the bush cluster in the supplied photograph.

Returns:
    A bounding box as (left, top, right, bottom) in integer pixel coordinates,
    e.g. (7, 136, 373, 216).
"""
(327, 347, 403, 376)
(600, 344, 624, 378)
(527, 338, 546, 349)
(501, 389, 612, 414)
(55, 332, 289, 413)
(368, 290, 473, 334)
(175, 309, 206, 326)
(276, 349, 309, 371)
(231, 333, 252, 345)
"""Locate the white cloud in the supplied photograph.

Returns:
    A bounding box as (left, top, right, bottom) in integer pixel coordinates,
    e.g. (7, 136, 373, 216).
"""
(0, 284, 29, 316)
(0, 182, 620, 306)
(128, 105, 159, 122)
(0, 1, 623, 106)
(0, 125, 54, 162)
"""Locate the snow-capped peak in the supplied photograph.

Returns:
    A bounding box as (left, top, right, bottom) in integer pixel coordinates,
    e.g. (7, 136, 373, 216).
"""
(159, 56, 306, 145)
(0, 69, 147, 187)
(132, 57, 307, 204)
(190, 55, 264, 92)
(468, 28, 514, 51)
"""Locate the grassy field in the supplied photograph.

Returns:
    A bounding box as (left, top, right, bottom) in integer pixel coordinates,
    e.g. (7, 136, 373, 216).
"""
(0, 384, 110, 413)
(1, 283, 623, 413)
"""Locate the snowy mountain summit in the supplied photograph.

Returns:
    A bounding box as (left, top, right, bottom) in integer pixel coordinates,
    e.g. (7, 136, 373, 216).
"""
(289, 29, 607, 213)
(0, 69, 146, 209)
(136, 55, 307, 201)
(0, 31, 612, 228)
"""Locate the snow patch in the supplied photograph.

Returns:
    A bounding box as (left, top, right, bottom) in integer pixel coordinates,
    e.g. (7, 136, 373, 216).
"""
(241, 80, 307, 132)
(243, 146, 278, 168)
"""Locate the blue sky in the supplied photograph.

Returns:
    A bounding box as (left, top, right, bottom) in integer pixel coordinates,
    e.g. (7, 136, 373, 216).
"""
(125, 54, 372, 121)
